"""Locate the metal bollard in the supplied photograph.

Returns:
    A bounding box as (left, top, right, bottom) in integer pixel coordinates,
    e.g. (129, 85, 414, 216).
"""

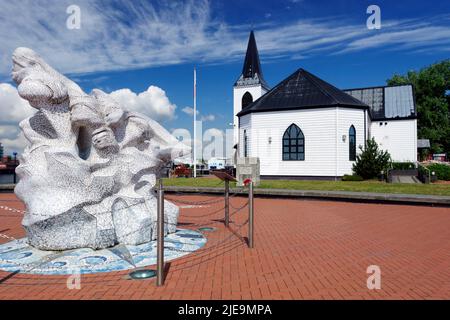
(156, 179, 165, 286)
(248, 181, 254, 248)
(224, 179, 230, 227)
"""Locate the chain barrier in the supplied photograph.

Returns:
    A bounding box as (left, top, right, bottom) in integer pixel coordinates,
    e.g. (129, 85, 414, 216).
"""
(0, 233, 16, 241)
(165, 189, 243, 205)
(166, 179, 226, 196)
(0, 182, 254, 286)
(165, 196, 225, 205)
(178, 206, 225, 219)
(164, 220, 248, 255)
(0, 205, 26, 216)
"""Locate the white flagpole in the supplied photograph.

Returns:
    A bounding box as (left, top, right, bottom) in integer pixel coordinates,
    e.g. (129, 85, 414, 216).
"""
(193, 68, 197, 178)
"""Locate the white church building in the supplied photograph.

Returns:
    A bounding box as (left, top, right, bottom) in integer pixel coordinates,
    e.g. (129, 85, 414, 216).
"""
(233, 31, 417, 179)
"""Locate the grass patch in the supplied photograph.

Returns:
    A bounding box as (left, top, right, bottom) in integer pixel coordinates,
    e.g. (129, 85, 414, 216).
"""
(163, 178, 450, 197)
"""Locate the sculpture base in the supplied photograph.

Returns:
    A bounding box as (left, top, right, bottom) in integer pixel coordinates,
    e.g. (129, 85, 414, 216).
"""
(0, 229, 206, 275)
(22, 198, 180, 250)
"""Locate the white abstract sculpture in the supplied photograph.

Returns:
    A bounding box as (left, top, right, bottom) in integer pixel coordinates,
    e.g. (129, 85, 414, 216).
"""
(11, 47, 190, 250)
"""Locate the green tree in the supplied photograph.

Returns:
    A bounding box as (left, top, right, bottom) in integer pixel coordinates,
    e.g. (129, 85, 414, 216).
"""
(387, 60, 450, 153)
(353, 138, 391, 180)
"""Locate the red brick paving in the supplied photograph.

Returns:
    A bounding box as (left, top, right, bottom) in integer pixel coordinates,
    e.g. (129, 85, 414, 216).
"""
(0, 192, 450, 300)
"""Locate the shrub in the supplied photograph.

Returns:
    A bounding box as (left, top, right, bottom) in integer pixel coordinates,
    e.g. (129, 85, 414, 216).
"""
(342, 174, 364, 181)
(427, 163, 450, 181)
(392, 162, 416, 170)
(352, 138, 391, 180)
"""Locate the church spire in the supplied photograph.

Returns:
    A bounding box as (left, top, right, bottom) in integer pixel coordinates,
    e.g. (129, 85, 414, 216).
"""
(235, 30, 268, 89)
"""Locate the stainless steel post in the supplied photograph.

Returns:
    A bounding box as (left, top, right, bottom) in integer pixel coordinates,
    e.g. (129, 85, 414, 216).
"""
(248, 181, 254, 248)
(225, 179, 230, 227)
(157, 179, 165, 286)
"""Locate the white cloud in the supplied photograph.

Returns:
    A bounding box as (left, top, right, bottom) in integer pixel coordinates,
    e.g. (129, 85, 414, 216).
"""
(109, 86, 177, 121)
(181, 107, 215, 122)
(201, 114, 215, 122)
(0, 1, 448, 79)
(0, 131, 27, 154)
(0, 83, 34, 124)
(204, 128, 223, 136)
(0, 83, 35, 154)
(0, 125, 20, 140)
(181, 107, 199, 116)
(341, 26, 450, 54)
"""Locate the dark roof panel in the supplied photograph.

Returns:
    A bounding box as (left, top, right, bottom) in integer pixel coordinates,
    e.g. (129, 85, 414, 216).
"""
(343, 87, 384, 118)
(237, 68, 368, 117)
(344, 85, 416, 120)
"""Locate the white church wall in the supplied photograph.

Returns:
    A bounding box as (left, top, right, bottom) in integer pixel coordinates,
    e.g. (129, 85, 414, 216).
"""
(233, 85, 266, 145)
(239, 114, 252, 157)
(336, 108, 366, 176)
(370, 119, 417, 162)
(244, 108, 340, 177)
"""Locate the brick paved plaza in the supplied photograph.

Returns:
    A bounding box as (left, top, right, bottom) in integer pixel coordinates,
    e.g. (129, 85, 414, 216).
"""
(0, 192, 450, 300)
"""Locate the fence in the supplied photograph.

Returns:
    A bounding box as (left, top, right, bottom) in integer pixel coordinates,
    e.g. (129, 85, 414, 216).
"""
(0, 178, 255, 287)
(155, 178, 254, 286)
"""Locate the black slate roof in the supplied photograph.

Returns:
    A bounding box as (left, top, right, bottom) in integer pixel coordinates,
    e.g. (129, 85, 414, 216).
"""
(234, 31, 269, 89)
(237, 68, 368, 117)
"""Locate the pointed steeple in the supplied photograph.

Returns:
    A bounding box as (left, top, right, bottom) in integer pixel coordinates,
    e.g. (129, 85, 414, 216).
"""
(235, 31, 268, 89)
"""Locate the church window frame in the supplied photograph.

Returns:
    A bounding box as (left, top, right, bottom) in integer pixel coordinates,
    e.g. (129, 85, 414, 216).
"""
(349, 125, 356, 161)
(282, 124, 304, 161)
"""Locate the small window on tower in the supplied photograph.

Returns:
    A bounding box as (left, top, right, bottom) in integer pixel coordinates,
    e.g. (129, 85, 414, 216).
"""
(242, 92, 253, 108)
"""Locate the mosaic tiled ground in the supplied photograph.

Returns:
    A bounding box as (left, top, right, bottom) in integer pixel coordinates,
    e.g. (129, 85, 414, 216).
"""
(0, 229, 206, 275)
(1, 192, 450, 300)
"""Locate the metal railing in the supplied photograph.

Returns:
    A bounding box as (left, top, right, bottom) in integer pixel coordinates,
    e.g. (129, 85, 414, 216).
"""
(417, 162, 431, 184)
(154, 178, 254, 286)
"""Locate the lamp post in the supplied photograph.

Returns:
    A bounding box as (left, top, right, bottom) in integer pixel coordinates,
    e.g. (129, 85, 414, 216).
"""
(13, 152, 17, 184)
(193, 68, 197, 178)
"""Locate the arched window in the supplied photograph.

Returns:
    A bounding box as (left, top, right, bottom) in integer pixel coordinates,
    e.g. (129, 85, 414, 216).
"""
(242, 92, 253, 108)
(282, 124, 304, 161)
(349, 125, 356, 161)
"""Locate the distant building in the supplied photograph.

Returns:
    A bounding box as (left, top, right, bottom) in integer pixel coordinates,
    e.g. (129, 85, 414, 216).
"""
(0, 142, 3, 159)
(234, 31, 418, 179)
(208, 157, 227, 170)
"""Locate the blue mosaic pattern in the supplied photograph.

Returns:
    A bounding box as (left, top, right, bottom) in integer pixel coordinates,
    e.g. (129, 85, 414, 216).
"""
(0, 229, 206, 275)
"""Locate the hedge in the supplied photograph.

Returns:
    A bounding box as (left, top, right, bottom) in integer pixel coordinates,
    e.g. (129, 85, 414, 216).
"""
(342, 174, 364, 181)
(391, 162, 416, 170)
(427, 163, 450, 181)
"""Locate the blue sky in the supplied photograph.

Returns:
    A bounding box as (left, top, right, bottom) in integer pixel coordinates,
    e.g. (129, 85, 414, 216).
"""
(0, 0, 449, 154)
